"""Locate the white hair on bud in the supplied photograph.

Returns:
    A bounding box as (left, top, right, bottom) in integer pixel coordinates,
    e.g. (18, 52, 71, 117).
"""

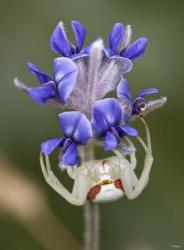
(130, 96, 167, 121)
(119, 25, 132, 51)
(13, 78, 28, 92)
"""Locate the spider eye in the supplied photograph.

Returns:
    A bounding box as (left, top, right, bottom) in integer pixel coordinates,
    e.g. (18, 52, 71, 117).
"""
(133, 98, 147, 114)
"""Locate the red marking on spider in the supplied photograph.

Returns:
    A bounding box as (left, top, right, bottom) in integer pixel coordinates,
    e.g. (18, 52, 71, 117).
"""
(87, 185, 101, 201)
(114, 179, 124, 192)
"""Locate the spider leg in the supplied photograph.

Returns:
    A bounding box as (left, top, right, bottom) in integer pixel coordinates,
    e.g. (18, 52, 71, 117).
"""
(113, 150, 139, 188)
(125, 137, 137, 170)
(119, 120, 153, 199)
(40, 153, 92, 206)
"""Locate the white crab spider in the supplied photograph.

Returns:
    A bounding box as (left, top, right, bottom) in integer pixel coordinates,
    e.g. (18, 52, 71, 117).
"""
(40, 118, 153, 206)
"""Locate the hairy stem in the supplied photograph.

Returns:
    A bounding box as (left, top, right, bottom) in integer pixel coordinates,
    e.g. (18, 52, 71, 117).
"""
(84, 201, 100, 250)
(81, 144, 100, 250)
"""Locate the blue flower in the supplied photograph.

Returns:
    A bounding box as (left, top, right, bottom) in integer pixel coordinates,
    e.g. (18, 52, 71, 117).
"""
(50, 20, 88, 59)
(16, 57, 78, 105)
(105, 22, 148, 61)
(41, 111, 92, 166)
(117, 77, 159, 120)
(91, 98, 138, 151)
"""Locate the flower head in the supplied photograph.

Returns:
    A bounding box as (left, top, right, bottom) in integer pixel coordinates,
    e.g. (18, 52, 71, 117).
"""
(105, 22, 148, 61)
(41, 111, 92, 167)
(117, 77, 160, 121)
(14, 20, 133, 114)
(91, 98, 138, 151)
(50, 20, 87, 59)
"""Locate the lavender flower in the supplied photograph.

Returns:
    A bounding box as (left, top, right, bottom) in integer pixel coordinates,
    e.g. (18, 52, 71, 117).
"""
(14, 58, 78, 105)
(14, 40, 132, 114)
(91, 98, 138, 151)
(50, 20, 88, 59)
(105, 22, 148, 61)
(41, 111, 92, 167)
(116, 77, 166, 121)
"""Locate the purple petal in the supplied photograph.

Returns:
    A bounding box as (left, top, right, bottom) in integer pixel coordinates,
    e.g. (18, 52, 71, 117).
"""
(27, 82, 56, 104)
(119, 126, 138, 137)
(117, 77, 132, 99)
(71, 20, 86, 52)
(81, 44, 92, 54)
(109, 23, 125, 52)
(117, 78, 133, 122)
(109, 56, 132, 74)
(54, 57, 78, 104)
(103, 48, 114, 57)
(119, 98, 132, 123)
(71, 52, 89, 60)
(28, 63, 52, 84)
(41, 138, 64, 155)
(61, 142, 79, 166)
(104, 131, 119, 151)
(135, 88, 159, 98)
(58, 111, 92, 144)
(122, 38, 148, 60)
(91, 98, 121, 137)
(50, 22, 72, 57)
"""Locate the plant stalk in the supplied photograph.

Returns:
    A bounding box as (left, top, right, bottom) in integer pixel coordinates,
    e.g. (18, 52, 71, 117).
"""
(81, 144, 100, 250)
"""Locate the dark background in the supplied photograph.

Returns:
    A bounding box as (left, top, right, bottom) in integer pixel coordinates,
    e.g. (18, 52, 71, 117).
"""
(0, 0, 183, 249)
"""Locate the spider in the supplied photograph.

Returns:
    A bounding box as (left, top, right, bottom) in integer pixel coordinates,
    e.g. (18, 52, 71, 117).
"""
(40, 118, 153, 206)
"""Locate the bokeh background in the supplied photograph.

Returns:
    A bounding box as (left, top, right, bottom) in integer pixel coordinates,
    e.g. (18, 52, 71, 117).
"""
(0, 0, 183, 249)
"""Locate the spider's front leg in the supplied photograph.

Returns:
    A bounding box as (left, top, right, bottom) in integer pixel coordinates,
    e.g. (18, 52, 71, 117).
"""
(115, 118, 154, 200)
(40, 153, 92, 206)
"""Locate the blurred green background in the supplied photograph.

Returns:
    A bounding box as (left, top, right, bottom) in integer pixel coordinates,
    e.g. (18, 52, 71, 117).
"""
(0, 0, 183, 249)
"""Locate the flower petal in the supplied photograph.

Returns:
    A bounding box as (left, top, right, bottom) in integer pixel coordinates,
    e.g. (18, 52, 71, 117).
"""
(117, 78, 133, 122)
(117, 77, 132, 99)
(54, 57, 78, 104)
(104, 131, 119, 151)
(71, 20, 86, 52)
(103, 47, 114, 57)
(91, 98, 121, 137)
(109, 23, 125, 52)
(61, 142, 79, 166)
(110, 56, 132, 74)
(122, 38, 148, 60)
(41, 138, 64, 155)
(58, 111, 92, 144)
(71, 52, 89, 60)
(50, 22, 72, 57)
(119, 98, 132, 123)
(27, 82, 56, 104)
(118, 126, 138, 137)
(135, 88, 159, 98)
(28, 63, 52, 84)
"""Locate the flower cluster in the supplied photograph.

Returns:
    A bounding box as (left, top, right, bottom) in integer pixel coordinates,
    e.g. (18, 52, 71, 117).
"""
(14, 20, 166, 167)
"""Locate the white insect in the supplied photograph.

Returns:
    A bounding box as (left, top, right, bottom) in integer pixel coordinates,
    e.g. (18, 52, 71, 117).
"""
(40, 118, 153, 206)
